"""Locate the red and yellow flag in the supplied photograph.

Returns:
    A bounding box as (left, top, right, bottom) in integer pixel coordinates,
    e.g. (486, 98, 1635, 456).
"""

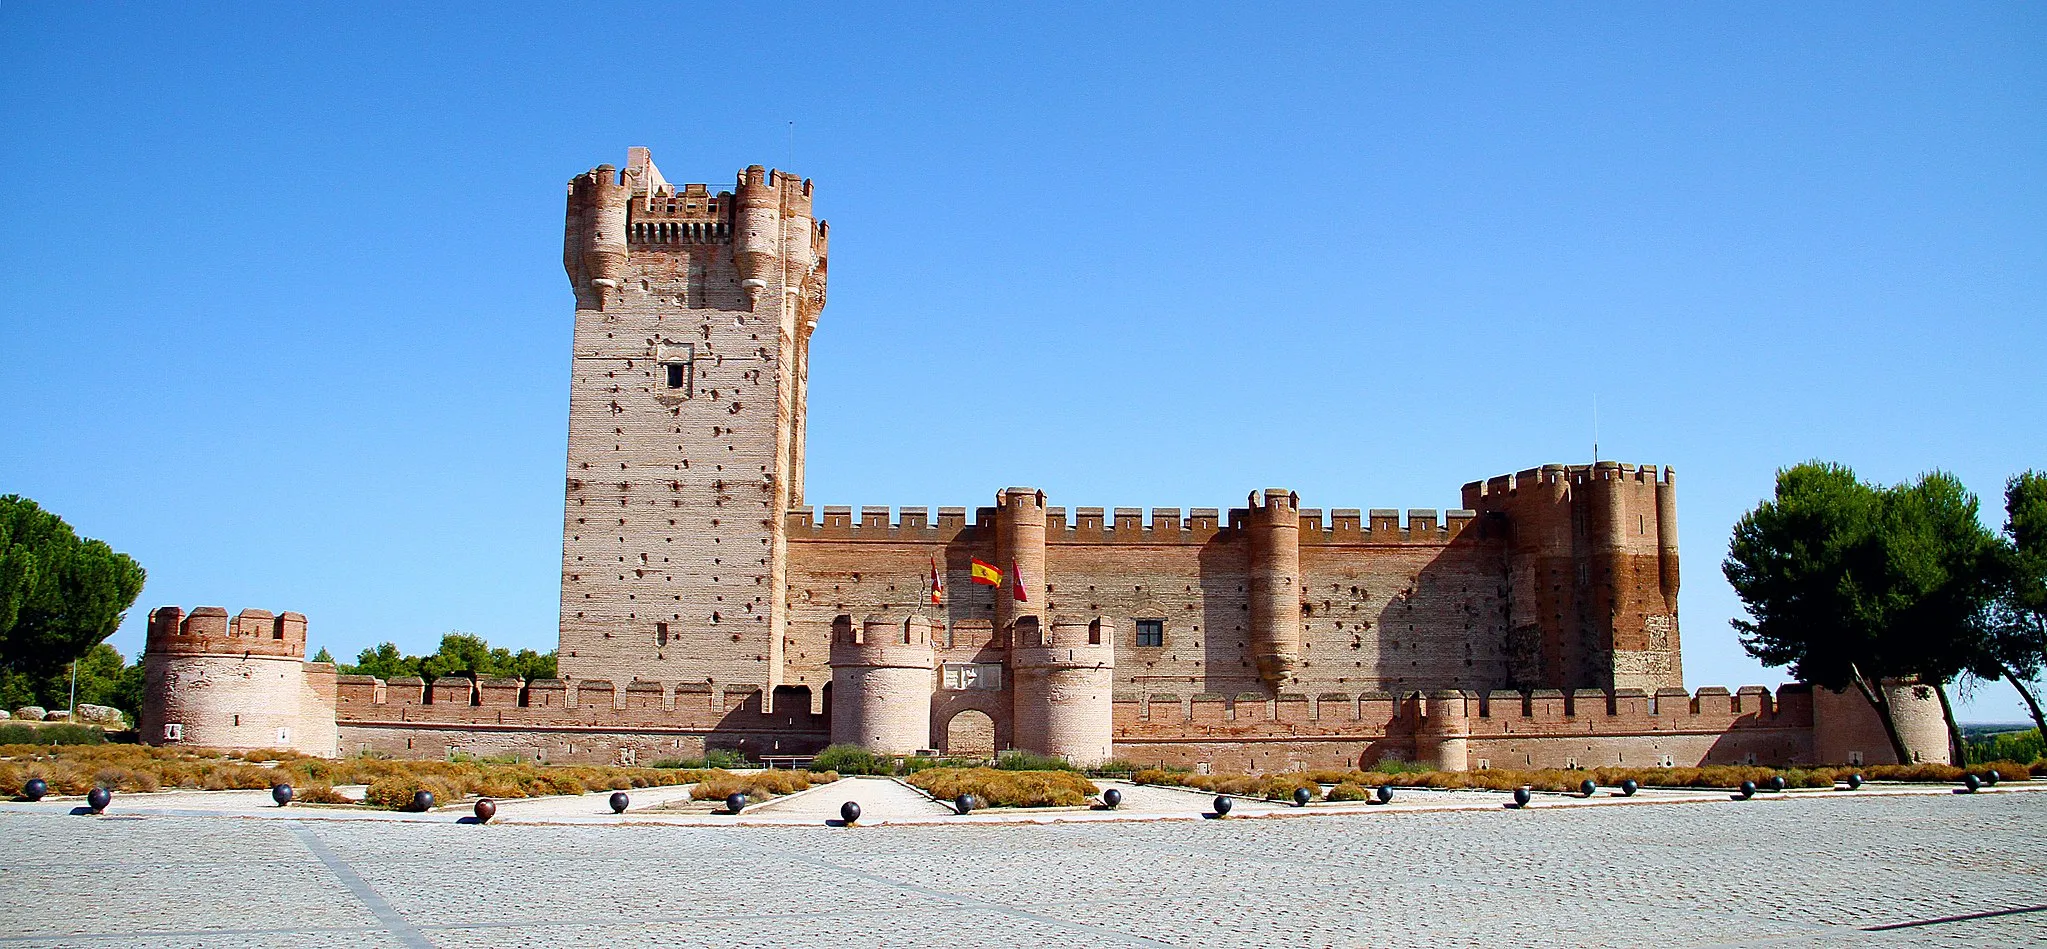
(1011, 558, 1028, 602)
(928, 555, 944, 605)
(969, 558, 1003, 587)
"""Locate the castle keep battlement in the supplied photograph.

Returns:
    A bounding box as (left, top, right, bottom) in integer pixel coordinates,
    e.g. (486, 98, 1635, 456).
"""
(143, 150, 1955, 771)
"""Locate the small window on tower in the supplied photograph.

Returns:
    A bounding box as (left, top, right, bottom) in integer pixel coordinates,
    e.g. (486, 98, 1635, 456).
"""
(657, 622, 669, 647)
(1135, 619, 1165, 647)
(665, 362, 690, 391)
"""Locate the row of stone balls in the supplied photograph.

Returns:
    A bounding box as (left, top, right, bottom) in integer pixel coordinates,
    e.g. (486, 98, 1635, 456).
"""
(16, 769, 2015, 818)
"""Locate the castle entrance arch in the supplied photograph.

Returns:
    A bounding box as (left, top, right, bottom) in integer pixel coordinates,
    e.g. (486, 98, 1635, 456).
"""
(944, 709, 996, 757)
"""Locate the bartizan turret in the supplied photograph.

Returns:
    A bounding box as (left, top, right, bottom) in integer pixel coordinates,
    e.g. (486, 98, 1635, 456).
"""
(827, 614, 935, 754)
(1248, 488, 1303, 686)
(563, 164, 630, 310)
(1010, 616, 1116, 766)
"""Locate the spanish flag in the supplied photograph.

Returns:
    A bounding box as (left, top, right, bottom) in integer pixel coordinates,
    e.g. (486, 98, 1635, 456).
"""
(928, 555, 944, 606)
(970, 558, 1003, 587)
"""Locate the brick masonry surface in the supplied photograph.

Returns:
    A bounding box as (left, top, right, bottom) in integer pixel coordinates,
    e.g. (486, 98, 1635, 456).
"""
(2, 792, 2041, 947)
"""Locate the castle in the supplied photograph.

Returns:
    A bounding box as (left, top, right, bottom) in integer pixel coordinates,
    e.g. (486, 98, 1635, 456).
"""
(142, 149, 1951, 772)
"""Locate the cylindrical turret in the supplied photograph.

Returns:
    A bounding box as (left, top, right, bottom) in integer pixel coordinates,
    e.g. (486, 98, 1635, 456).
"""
(563, 164, 629, 310)
(1416, 690, 1471, 772)
(1656, 468, 1680, 609)
(828, 614, 935, 754)
(733, 165, 780, 307)
(1010, 617, 1116, 766)
(1247, 488, 1302, 686)
(994, 488, 1047, 635)
(141, 606, 331, 756)
(1812, 678, 1954, 766)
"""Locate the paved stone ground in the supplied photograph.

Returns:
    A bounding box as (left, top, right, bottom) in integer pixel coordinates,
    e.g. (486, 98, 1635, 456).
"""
(0, 789, 2040, 947)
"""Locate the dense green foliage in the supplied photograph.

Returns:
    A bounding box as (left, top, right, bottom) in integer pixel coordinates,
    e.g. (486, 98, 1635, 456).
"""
(1980, 472, 2047, 733)
(1724, 463, 2003, 759)
(0, 496, 146, 711)
(0, 723, 107, 745)
(340, 632, 556, 681)
(1965, 728, 2043, 765)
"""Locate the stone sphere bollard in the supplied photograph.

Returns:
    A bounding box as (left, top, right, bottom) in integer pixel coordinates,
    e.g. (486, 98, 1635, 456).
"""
(272, 783, 293, 807)
(1579, 779, 1597, 799)
(86, 787, 111, 814)
(411, 790, 435, 812)
(1376, 784, 1394, 805)
(1511, 787, 1532, 809)
(1962, 773, 1981, 793)
(1212, 795, 1233, 817)
(727, 792, 748, 814)
(474, 799, 496, 824)
(1845, 773, 1864, 790)
(1102, 788, 1122, 809)
(23, 778, 48, 801)
(1985, 769, 2001, 786)
(953, 793, 973, 815)
(609, 791, 630, 813)
(1767, 775, 1787, 793)
(1292, 787, 1312, 807)
(1735, 780, 1756, 800)
(840, 800, 861, 825)
(1619, 778, 1639, 797)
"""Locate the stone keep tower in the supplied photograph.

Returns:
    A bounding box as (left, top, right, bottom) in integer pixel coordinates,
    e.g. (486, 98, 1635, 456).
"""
(559, 150, 826, 691)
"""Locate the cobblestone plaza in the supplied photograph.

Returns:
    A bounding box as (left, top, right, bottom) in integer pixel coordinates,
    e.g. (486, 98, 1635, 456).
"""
(2, 785, 2042, 947)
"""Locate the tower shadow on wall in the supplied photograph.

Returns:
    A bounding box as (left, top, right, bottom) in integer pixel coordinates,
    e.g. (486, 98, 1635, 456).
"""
(1197, 532, 1262, 699)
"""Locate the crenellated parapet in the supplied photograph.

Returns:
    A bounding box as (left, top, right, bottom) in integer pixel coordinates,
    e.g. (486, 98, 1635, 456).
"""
(145, 606, 307, 660)
(786, 502, 1494, 547)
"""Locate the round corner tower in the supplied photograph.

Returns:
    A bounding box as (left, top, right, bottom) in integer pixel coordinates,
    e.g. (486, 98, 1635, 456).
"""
(1011, 616, 1116, 766)
(1415, 689, 1473, 772)
(141, 605, 334, 756)
(1811, 678, 1954, 766)
(827, 614, 935, 754)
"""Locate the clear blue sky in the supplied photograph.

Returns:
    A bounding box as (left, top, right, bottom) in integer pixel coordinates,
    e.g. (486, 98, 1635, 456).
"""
(3, 4, 2041, 720)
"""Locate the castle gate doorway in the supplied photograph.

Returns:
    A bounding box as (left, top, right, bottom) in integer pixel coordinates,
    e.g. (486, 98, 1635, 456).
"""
(944, 709, 996, 757)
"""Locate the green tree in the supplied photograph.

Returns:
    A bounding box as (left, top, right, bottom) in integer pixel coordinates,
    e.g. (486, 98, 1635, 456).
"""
(1978, 471, 2047, 736)
(342, 642, 417, 680)
(0, 496, 146, 709)
(311, 647, 335, 664)
(1724, 464, 1998, 763)
(340, 633, 555, 682)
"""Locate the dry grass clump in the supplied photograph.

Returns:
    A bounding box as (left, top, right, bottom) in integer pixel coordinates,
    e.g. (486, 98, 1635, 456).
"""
(906, 767, 1099, 807)
(688, 768, 836, 802)
(1325, 782, 1371, 802)
(296, 784, 353, 804)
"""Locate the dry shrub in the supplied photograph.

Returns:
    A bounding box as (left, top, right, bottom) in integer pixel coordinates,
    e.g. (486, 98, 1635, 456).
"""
(688, 768, 833, 802)
(92, 766, 161, 793)
(906, 767, 1098, 808)
(1967, 760, 2033, 781)
(1325, 782, 1371, 802)
(1131, 768, 1185, 787)
(364, 774, 466, 810)
(296, 784, 352, 804)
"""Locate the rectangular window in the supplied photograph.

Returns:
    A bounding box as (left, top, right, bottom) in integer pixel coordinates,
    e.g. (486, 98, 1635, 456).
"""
(656, 622, 669, 647)
(1135, 619, 1164, 647)
(664, 362, 691, 390)
(941, 663, 1003, 691)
